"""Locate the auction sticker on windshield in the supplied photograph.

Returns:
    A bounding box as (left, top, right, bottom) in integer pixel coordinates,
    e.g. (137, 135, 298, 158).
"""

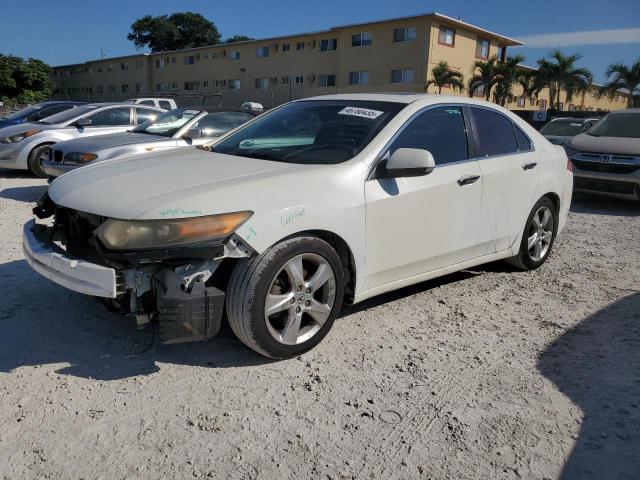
(338, 107, 384, 120)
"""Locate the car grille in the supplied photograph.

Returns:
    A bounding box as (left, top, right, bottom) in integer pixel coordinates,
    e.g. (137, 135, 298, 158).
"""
(574, 177, 638, 196)
(572, 152, 640, 174)
(50, 149, 64, 163)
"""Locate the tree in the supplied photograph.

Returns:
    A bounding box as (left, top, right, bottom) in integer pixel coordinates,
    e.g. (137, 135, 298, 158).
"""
(516, 69, 540, 107)
(0, 54, 54, 104)
(597, 58, 640, 109)
(224, 35, 254, 44)
(467, 55, 499, 101)
(493, 55, 526, 106)
(127, 12, 221, 52)
(425, 61, 464, 94)
(536, 50, 592, 110)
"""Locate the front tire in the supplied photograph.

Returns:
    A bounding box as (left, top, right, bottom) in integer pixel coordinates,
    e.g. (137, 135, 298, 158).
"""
(506, 197, 558, 270)
(226, 236, 345, 359)
(27, 144, 50, 178)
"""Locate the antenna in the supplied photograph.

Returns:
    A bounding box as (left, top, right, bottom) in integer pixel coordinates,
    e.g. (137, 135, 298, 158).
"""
(100, 48, 105, 60)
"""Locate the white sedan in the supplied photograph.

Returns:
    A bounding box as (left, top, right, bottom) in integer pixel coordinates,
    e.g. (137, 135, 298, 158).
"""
(24, 94, 572, 359)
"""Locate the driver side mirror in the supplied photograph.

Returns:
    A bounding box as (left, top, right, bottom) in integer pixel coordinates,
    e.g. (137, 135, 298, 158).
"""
(75, 117, 92, 127)
(379, 148, 436, 179)
(183, 127, 202, 140)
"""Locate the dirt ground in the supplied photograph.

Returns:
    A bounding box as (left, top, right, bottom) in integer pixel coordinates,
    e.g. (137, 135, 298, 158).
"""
(0, 169, 639, 480)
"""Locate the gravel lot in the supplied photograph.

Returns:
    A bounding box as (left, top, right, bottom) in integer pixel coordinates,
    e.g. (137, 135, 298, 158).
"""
(0, 170, 638, 480)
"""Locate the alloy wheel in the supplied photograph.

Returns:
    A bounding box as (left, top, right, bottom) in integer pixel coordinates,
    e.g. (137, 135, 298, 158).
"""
(527, 206, 554, 262)
(264, 253, 336, 345)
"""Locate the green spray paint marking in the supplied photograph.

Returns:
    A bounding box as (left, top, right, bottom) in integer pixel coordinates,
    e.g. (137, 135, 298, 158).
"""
(281, 208, 306, 227)
(159, 208, 203, 218)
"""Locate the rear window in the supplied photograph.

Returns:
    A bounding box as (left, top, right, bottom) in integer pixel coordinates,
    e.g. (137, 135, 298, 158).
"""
(5, 104, 43, 120)
(540, 120, 587, 137)
(159, 100, 173, 110)
(471, 107, 518, 157)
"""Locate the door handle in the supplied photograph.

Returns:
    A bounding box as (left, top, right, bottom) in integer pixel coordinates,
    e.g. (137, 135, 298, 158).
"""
(522, 162, 538, 170)
(457, 175, 480, 186)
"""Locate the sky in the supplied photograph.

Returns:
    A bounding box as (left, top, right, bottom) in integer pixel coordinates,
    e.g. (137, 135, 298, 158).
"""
(1, 0, 639, 83)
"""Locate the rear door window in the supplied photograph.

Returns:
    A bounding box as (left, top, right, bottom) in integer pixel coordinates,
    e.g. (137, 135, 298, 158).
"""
(471, 107, 518, 157)
(135, 108, 161, 125)
(388, 106, 469, 165)
(514, 124, 532, 151)
(86, 107, 132, 126)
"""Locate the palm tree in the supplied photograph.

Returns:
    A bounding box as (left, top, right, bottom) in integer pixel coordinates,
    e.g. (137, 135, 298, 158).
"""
(537, 50, 592, 110)
(467, 55, 499, 101)
(493, 55, 526, 106)
(516, 69, 541, 107)
(425, 61, 465, 94)
(598, 59, 640, 108)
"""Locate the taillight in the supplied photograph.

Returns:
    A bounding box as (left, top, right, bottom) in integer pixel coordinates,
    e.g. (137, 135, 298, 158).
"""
(567, 158, 573, 172)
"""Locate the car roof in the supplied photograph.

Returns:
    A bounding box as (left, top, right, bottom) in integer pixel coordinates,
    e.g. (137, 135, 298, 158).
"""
(84, 102, 164, 109)
(607, 108, 640, 114)
(202, 108, 260, 116)
(300, 93, 502, 109)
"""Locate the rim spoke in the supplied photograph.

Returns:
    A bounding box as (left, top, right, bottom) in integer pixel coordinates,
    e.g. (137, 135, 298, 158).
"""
(527, 232, 538, 250)
(306, 262, 332, 292)
(284, 256, 305, 289)
(541, 209, 551, 229)
(306, 300, 331, 325)
(281, 309, 302, 344)
(542, 230, 553, 244)
(532, 213, 542, 229)
(265, 293, 294, 317)
(534, 240, 542, 260)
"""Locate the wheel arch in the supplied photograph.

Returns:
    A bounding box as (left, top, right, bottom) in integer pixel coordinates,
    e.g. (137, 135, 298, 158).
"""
(283, 229, 357, 304)
(541, 191, 561, 217)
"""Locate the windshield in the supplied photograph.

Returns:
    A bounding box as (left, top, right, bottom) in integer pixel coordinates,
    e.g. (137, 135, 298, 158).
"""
(132, 108, 201, 137)
(39, 105, 98, 125)
(540, 120, 588, 137)
(192, 111, 255, 138)
(212, 100, 405, 164)
(588, 113, 640, 138)
(4, 104, 44, 120)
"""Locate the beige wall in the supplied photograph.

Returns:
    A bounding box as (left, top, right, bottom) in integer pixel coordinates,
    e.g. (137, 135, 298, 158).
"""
(51, 14, 629, 112)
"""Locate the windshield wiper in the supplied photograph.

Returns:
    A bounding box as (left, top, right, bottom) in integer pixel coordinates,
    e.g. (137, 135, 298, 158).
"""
(236, 151, 284, 162)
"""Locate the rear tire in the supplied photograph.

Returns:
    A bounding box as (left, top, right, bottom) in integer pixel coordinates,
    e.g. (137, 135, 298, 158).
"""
(506, 197, 558, 270)
(226, 236, 345, 359)
(27, 144, 50, 178)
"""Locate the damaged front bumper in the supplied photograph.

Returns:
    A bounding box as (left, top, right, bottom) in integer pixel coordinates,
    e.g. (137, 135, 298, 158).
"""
(22, 219, 244, 344)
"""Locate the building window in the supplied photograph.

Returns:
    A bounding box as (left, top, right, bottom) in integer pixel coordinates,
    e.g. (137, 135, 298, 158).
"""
(203, 80, 209, 88)
(282, 76, 290, 85)
(108, 64, 114, 72)
(108, 85, 116, 93)
(529, 97, 536, 106)
(282, 43, 290, 52)
(320, 39, 338, 52)
(558, 102, 564, 110)
(296, 41, 305, 50)
(349, 71, 369, 85)
(319, 74, 337, 87)
(473, 84, 485, 97)
(184, 81, 199, 90)
(391, 69, 415, 84)
(537, 99, 547, 110)
(134, 83, 142, 93)
(475, 38, 490, 59)
(393, 27, 417, 43)
(255, 78, 270, 89)
(184, 55, 195, 65)
(135, 60, 143, 70)
(229, 79, 241, 90)
(256, 46, 270, 58)
(352, 32, 372, 47)
(517, 96, 525, 107)
(295, 75, 304, 84)
(438, 27, 456, 46)
(229, 51, 240, 61)
(96, 85, 104, 94)
(120, 62, 128, 71)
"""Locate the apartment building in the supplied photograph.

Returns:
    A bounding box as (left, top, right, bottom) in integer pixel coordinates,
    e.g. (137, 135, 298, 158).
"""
(50, 12, 629, 111)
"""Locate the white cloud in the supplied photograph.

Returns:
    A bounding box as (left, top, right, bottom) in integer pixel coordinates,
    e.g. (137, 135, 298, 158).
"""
(518, 28, 640, 48)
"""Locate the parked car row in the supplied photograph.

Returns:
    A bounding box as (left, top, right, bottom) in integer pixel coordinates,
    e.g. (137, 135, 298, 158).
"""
(21, 94, 575, 359)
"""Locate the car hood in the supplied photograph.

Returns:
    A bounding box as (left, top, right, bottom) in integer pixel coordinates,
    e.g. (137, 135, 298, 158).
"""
(543, 135, 571, 146)
(0, 122, 60, 137)
(48, 147, 320, 220)
(54, 132, 167, 153)
(570, 133, 640, 155)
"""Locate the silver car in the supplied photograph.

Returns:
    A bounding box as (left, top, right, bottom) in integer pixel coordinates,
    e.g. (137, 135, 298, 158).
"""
(567, 109, 640, 201)
(0, 103, 165, 177)
(42, 108, 258, 178)
(539, 117, 600, 148)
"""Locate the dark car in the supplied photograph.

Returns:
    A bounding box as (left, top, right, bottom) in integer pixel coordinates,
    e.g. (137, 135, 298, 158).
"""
(0, 101, 85, 129)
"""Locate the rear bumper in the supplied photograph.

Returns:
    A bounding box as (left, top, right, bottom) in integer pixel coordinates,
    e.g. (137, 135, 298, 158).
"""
(22, 219, 118, 298)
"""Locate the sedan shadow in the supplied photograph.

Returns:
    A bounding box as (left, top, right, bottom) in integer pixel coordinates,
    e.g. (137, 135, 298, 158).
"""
(0, 260, 271, 380)
(537, 293, 640, 479)
(0, 184, 47, 203)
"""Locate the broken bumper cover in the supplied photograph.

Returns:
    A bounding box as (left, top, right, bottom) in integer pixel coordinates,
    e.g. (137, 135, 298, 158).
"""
(22, 219, 117, 298)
